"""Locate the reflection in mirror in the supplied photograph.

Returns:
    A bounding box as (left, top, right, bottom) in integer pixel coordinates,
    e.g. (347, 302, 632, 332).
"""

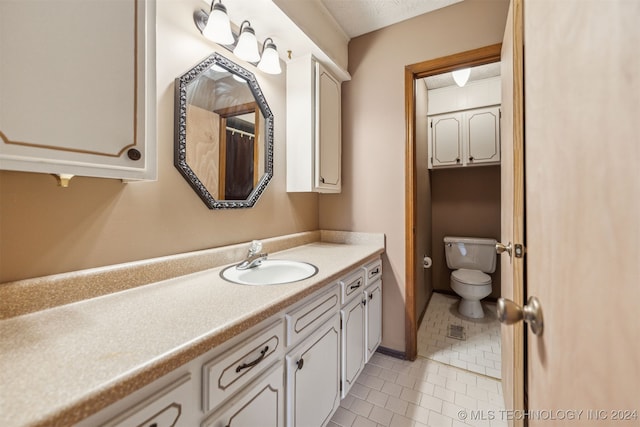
(174, 53, 273, 209)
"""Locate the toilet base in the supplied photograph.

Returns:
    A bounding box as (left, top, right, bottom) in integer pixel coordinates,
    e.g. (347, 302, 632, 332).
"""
(458, 299, 485, 319)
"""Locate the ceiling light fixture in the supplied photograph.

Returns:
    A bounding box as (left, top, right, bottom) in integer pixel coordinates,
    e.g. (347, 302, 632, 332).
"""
(193, 4, 282, 75)
(452, 68, 471, 87)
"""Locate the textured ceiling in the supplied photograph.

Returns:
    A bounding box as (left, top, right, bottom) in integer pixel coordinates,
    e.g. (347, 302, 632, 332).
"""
(320, 0, 463, 38)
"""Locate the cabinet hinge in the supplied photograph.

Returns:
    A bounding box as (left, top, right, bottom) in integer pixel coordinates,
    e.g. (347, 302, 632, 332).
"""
(430, 121, 433, 128)
(340, 382, 343, 392)
(340, 319, 343, 330)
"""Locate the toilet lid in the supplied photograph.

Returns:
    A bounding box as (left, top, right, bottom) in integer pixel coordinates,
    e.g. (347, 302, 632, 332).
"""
(452, 269, 491, 285)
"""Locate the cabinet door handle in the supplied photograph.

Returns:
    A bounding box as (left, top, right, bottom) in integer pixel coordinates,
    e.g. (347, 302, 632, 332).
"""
(320, 176, 325, 183)
(469, 156, 474, 162)
(235, 346, 269, 373)
(296, 358, 304, 370)
(349, 280, 362, 290)
(456, 157, 460, 163)
(362, 298, 367, 306)
(369, 293, 374, 300)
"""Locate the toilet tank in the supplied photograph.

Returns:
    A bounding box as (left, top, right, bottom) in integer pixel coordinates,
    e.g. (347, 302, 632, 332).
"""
(444, 236, 497, 273)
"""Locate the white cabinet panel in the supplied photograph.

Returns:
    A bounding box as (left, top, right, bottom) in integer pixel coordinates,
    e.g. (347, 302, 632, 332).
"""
(0, 0, 156, 181)
(101, 374, 194, 427)
(202, 363, 284, 427)
(286, 54, 342, 193)
(466, 106, 501, 165)
(341, 295, 365, 398)
(203, 320, 284, 413)
(365, 279, 382, 362)
(428, 106, 500, 169)
(286, 315, 341, 427)
(286, 284, 340, 348)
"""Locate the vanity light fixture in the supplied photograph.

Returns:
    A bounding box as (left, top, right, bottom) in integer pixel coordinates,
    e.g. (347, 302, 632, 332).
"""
(194, 5, 282, 75)
(201, 0, 234, 45)
(452, 67, 471, 87)
(233, 21, 260, 63)
(257, 38, 282, 75)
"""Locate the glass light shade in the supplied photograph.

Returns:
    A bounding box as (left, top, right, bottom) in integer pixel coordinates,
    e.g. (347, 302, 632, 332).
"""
(202, 2, 234, 45)
(452, 68, 471, 87)
(257, 40, 282, 75)
(233, 22, 260, 63)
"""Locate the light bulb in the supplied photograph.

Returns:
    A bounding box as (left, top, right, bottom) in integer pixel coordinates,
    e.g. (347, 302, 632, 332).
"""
(452, 68, 471, 87)
(257, 38, 282, 75)
(202, 1, 234, 45)
(233, 21, 260, 63)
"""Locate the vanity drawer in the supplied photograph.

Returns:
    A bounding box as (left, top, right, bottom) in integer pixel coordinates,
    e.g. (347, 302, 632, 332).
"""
(339, 268, 366, 304)
(102, 374, 193, 427)
(364, 258, 382, 285)
(203, 320, 284, 413)
(286, 284, 340, 347)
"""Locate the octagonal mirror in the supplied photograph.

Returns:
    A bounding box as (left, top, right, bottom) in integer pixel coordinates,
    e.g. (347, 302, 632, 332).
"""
(174, 53, 273, 209)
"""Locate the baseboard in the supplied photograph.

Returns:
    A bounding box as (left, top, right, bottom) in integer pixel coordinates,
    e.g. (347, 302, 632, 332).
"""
(375, 346, 407, 360)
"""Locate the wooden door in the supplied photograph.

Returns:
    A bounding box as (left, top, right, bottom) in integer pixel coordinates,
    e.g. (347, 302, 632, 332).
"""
(524, 1, 640, 425)
(499, 0, 525, 425)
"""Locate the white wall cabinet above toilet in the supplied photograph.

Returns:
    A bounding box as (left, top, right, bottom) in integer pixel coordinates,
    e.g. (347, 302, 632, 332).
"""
(286, 55, 342, 193)
(428, 106, 501, 169)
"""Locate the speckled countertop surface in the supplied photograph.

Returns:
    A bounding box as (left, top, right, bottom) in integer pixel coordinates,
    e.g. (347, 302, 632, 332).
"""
(0, 232, 384, 427)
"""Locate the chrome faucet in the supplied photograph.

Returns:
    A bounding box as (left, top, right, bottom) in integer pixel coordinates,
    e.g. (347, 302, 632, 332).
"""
(236, 240, 268, 270)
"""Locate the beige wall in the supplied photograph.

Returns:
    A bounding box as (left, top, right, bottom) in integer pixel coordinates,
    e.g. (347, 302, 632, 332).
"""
(319, 0, 509, 353)
(0, 0, 318, 283)
(431, 166, 502, 299)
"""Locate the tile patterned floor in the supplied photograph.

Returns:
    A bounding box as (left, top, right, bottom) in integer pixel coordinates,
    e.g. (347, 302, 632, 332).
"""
(416, 293, 502, 379)
(328, 353, 508, 427)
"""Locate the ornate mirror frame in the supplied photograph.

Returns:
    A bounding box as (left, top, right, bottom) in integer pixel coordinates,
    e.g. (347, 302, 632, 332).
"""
(174, 52, 274, 209)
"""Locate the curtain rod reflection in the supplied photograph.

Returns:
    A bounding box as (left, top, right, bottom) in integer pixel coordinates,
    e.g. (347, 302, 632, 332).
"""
(226, 127, 255, 139)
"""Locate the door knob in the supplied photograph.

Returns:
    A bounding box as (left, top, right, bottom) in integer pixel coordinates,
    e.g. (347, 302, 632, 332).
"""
(496, 241, 512, 256)
(497, 296, 544, 336)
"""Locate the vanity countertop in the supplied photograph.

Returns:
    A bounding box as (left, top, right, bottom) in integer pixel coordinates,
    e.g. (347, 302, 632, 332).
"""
(0, 232, 384, 427)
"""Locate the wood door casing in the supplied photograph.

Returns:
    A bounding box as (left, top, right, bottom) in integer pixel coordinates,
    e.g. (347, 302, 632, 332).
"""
(500, 0, 525, 425)
(404, 44, 503, 360)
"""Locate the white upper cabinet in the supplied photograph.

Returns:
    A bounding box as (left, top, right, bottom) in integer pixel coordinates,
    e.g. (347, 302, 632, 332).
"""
(286, 55, 342, 193)
(429, 106, 501, 168)
(0, 0, 156, 181)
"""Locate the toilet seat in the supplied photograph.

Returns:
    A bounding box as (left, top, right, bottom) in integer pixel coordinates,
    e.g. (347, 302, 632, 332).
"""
(452, 268, 491, 285)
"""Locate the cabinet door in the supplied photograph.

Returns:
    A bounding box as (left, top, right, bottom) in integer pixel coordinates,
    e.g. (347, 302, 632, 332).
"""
(341, 294, 366, 398)
(286, 315, 340, 427)
(0, 0, 156, 181)
(429, 113, 463, 168)
(202, 363, 284, 427)
(465, 106, 501, 165)
(365, 280, 382, 362)
(315, 62, 341, 193)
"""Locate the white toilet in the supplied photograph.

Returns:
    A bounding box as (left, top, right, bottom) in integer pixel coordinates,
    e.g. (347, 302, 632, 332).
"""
(444, 236, 497, 319)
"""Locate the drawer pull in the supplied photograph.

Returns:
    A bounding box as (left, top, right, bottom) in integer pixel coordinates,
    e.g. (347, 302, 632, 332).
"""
(349, 280, 362, 290)
(369, 267, 380, 277)
(235, 346, 269, 373)
(296, 358, 304, 370)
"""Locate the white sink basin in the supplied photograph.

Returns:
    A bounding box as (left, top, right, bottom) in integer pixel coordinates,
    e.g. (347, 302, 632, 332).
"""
(221, 260, 318, 285)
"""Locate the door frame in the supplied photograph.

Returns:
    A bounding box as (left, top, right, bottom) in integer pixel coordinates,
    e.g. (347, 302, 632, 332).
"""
(403, 44, 503, 360)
